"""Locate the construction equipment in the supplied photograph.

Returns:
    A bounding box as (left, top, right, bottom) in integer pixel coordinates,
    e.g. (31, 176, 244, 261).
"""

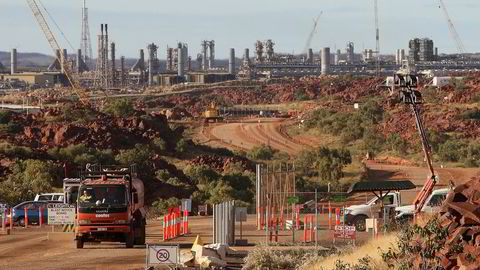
(438, 0, 466, 54)
(203, 102, 223, 123)
(302, 12, 322, 54)
(26, 0, 88, 104)
(374, 0, 380, 76)
(394, 74, 437, 217)
(73, 164, 146, 249)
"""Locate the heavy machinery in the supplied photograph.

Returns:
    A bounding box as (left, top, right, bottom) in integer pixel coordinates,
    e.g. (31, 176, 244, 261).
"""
(72, 165, 146, 248)
(203, 102, 223, 122)
(26, 0, 89, 104)
(394, 74, 438, 218)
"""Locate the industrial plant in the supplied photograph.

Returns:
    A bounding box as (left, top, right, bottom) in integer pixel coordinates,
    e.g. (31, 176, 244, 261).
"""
(2, 0, 480, 91)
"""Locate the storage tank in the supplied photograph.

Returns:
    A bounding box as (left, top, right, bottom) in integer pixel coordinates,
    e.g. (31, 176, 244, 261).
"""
(321, 47, 330, 75)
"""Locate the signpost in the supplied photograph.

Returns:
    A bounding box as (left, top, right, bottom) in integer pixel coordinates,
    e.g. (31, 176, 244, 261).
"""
(47, 204, 75, 225)
(333, 225, 356, 245)
(146, 244, 179, 268)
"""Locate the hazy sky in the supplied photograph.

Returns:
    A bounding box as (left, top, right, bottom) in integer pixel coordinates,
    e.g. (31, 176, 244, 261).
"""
(0, 0, 478, 58)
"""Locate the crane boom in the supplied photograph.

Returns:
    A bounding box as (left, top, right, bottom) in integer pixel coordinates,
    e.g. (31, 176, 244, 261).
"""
(302, 12, 322, 54)
(26, 0, 87, 104)
(374, 0, 380, 76)
(438, 0, 466, 54)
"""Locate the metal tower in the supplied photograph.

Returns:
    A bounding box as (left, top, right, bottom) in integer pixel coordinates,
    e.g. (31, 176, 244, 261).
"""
(80, 0, 93, 63)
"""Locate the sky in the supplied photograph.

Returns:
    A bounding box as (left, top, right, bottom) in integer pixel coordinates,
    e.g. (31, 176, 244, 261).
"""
(0, 0, 478, 59)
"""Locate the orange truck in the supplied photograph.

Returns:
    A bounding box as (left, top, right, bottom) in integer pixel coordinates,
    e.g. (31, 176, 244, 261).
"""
(73, 165, 145, 249)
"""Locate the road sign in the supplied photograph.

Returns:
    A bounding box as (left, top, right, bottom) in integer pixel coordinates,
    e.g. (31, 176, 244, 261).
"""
(147, 245, 178, 266)
(334, 225, 356, 240)
(235, 207, 247, 222)
(181, 199, 192, 212)
(47, 204, 75, 225)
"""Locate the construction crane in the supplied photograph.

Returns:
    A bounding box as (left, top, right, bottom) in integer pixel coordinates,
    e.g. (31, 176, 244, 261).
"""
(374, 0, 380, 76)
(302, 12, 322, 54)
(438, 0, 466, 54)
(25, 0, 88, 104)
(394, 74, 437, 217)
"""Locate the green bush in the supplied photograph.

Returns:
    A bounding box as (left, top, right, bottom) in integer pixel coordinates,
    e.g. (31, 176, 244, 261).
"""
(103, 98, 134, 117)
(295, 89, 309, 101)
(149, 197, 181, 217)
(0, 110, 15, 124)
(48, 144, 115, 165)
(363, 128, 385, 153)
(175, 138, 188, 153)
(0, 142, 34, 158)
(359, 100, 384, 124)
(386, 134, 409, 155)
(151, 137, 167, 152)
(247, 144, 277, 160)
(183, 164, 220, 185)
(438, 140, 467, 162)
(428, 130, 449, 152)
(0, 160, 58, 205)
(460, 108, 480, 120)
(115, 144, 153, 165)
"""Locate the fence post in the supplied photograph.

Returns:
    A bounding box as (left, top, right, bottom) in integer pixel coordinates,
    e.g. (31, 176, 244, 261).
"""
(39, 208, 43, 227)
(310, 214, 314, 242)
(303, 215, 307, 243)
(328, 202, 332, 230)
(1, 208, 5, 232)
(163, 215, 167, 241)
(335, 208, 340, 225)
(275, 217, 279, 242)
(24, 207, 28, 228)
(9, 208, 13, 230)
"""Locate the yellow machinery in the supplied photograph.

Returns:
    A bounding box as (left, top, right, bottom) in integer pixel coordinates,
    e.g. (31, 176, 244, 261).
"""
(203, 102, 223, 122)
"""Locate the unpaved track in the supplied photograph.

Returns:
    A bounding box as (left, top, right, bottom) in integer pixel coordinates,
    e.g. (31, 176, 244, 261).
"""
(209, 119, 308, 155)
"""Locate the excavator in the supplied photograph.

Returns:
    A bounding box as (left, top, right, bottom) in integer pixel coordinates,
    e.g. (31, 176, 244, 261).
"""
(393, 74, 438, 219)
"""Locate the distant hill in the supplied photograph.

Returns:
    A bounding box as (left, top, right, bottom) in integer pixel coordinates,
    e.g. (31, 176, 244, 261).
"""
(0, 51, 55, 68)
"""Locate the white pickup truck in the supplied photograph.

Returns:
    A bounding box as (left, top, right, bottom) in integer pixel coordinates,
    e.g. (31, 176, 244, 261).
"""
(345, 188, 450, 231)
(395, 188, 449, 221)
(345, 192, 402, 231)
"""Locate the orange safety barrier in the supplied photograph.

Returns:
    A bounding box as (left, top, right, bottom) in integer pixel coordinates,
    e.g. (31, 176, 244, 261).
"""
(296, 207, 300, 230)
(39, 207, 43, 227)
(24, 207, 28, 228)
(335, 208, 340, 225)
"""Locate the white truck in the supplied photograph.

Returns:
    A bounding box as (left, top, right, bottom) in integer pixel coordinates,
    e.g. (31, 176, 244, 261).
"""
(345, 192, 401, 231)
(395, 188, 449, 221)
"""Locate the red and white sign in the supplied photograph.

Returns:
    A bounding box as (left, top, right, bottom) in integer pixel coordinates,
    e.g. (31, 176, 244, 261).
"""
(334, 225, 356, 240)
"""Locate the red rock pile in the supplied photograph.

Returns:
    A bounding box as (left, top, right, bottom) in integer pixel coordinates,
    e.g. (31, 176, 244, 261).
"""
(436, 176, 480, 269)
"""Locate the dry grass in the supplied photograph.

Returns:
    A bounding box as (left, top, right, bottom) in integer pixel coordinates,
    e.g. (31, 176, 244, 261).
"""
(302, 234, 398, 270)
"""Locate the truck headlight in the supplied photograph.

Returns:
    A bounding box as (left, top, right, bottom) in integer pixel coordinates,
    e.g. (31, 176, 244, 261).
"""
(114, 220, 128, 224)
(78, 220, 91, 225)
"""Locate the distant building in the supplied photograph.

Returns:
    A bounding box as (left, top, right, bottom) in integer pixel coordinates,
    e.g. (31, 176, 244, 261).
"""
(409, 38, 434, 62)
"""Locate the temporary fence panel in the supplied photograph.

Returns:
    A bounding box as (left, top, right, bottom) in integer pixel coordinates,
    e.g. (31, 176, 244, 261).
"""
(213, 200, 235, 246)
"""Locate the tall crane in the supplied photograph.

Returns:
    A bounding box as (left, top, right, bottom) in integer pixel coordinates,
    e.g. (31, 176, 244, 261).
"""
(374, 0, 380, 76)
(302, 12, 322, 54)
(438, 0, 466, 54)
(26, 0, 88, 104)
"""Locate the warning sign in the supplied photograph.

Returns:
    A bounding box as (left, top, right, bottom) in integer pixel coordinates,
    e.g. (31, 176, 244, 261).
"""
(334, 225, 356, 240)
(47, 204, 75, 225)
(147, 245, 178, 265)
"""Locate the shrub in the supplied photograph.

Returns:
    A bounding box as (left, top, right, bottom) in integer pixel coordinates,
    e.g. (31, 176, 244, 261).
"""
(438, 140, 467, 162)
(363, 128, 385, 153)
(0, 110, 15, 124)
(0, 142, 34, 158)
(0, 160, 58, 205)
(48, 144, 115, 165)
(149, 197, 181, 217)
(359, 100, 384, 124)
(247, 144, 277, 160)
(151, 137, 166, 152)
(103, 98, 134, 117)
(386, 134, 409, 155)
(428, 130, 449, 152)
(460, 108, 480, 120)
(115, 144, 153, 166)
(295, 89, 309, 101)
(183, 164, 220, 185)
(175, 138, 188, 153)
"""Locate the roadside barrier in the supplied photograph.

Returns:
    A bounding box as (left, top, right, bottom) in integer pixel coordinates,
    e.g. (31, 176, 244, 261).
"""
(62, 224, 75, 232)
(163, 208, 189, 241)
(303, 214, 315, 243)
(9, 208, 13, 230)
(39, 207, 43, 227)
(24, 207, 28, 228)
(335, 208, 340, 225)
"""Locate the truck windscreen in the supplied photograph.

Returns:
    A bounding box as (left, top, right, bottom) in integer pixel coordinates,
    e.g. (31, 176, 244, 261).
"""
(78, 185, 127, 207)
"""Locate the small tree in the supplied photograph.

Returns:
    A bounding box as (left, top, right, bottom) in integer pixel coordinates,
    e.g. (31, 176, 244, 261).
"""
(104, 98, 134, 117)
(247, 144, 277, 160)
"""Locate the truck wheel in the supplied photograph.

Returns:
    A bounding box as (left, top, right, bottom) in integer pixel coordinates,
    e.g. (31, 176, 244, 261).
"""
(126, 230, 134, 248)
(134, 221, 146, 245)
(76, 239, 84, 249)
(354, 215, 367, 232)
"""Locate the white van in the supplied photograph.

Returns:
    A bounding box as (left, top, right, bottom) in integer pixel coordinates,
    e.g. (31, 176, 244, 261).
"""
(34, 193, 64, 202)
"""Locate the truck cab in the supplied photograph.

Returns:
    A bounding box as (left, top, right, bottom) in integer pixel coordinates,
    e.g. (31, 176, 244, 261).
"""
(345, 192, 401, 231)
(395, 188, 449, 221)
(74, 165, 145, 249)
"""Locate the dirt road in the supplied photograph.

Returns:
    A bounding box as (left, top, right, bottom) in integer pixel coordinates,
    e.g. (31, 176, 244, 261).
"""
(208, 119, 308, 155)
